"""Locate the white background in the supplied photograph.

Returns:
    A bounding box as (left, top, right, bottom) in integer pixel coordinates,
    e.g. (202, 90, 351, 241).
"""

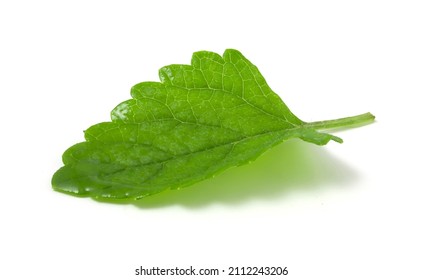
(1, 1, 421, 279)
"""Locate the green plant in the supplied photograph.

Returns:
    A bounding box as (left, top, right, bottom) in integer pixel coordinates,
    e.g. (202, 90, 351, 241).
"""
(52, 49, 374, 200)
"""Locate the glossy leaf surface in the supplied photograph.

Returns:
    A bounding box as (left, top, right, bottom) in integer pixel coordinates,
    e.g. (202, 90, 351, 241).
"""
(52, 49, 374, 200)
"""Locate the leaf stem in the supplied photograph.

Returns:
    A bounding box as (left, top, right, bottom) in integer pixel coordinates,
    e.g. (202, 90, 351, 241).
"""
(305, 112, 375, 131)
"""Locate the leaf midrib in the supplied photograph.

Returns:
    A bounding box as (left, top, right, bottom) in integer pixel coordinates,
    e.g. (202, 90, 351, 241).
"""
(87, 123, 303, 174)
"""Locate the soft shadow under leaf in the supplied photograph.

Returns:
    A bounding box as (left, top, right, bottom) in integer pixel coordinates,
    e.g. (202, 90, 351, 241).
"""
(126, 139, 358, 209)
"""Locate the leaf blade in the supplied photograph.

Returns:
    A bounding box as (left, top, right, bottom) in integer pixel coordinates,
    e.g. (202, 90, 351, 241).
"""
(52, 49, 369, 200)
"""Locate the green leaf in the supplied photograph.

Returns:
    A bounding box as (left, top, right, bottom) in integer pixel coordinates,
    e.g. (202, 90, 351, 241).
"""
(52, 49, 375, 200)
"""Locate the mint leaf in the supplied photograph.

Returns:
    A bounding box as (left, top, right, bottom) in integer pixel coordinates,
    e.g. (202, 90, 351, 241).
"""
(52, 49, 375, 200)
